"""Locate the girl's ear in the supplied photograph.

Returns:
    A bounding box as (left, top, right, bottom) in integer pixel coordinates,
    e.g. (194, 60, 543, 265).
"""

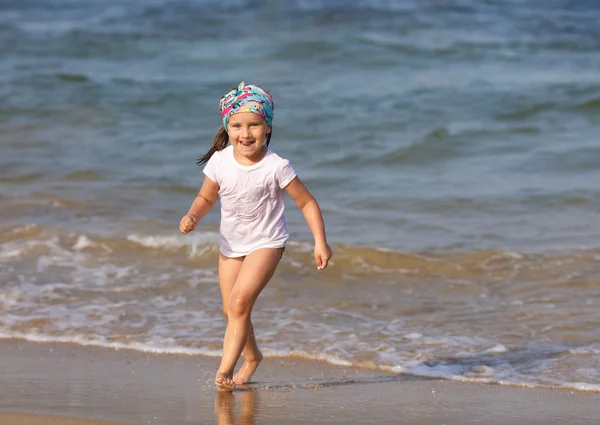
(266, 125, 272, 134)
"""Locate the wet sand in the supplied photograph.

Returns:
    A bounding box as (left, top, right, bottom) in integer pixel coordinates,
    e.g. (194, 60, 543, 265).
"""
(1, 339, 599, 425)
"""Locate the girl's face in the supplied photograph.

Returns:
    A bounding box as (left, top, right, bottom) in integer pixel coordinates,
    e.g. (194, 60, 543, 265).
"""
(227, 112, 271, 163)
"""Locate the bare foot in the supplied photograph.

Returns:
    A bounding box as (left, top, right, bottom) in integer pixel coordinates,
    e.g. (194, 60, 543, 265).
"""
(233, 352, 263, 385)
(215, 371, 236, 392)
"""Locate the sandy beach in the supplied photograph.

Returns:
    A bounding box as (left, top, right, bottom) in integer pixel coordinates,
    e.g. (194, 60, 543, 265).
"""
(0, 339, 598, 425)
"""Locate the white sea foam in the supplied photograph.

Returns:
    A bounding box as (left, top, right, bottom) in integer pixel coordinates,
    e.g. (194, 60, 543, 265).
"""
(0, 291, 20, 309)
(0, 332, 222, 357)
(570, 382, 600, 391)
(569, 345, 600, 355)
(485, 344, 508, 354)
(6, 224, 39, 234)
(127, 232, 219, 256)
(0, 238, 55, 259)
(72, 235, 95, 250)
(0, 247, 24, 259)
(403, 333, 423, 340)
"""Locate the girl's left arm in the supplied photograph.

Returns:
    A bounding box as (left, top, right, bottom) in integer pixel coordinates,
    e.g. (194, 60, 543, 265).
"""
(285, 176, 332, 270)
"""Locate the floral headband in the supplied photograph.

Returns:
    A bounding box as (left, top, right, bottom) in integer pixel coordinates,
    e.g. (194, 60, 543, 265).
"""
(220, 82, 274, 131)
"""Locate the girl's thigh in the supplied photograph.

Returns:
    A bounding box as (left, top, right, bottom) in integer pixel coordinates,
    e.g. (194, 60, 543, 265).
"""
(218, 253, 244, 312)
(229, 248, 283, 308)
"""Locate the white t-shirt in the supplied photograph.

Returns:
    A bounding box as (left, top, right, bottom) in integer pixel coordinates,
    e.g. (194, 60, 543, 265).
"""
(203, 145, 297, 257)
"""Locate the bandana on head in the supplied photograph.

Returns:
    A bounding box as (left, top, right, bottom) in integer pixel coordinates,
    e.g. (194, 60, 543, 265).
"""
(220, 82, 274, 132)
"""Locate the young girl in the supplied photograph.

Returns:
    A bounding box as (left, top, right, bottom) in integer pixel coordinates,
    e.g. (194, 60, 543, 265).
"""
(179, 82, 332, 391)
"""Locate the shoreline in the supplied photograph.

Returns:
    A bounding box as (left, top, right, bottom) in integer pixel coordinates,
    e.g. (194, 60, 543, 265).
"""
(1, 339, 599, 424)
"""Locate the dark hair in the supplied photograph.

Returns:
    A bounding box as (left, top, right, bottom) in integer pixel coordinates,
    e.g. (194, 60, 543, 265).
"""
(196, 126, 273, 166)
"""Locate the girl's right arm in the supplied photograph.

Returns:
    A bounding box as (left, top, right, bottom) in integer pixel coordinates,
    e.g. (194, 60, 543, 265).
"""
(179, 177, 219, 234)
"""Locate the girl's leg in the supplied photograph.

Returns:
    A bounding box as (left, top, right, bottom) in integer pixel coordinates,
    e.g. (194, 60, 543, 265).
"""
(218, 254, 263, 385)
(215, 248, 282, 391)
(232, 321, 262, 385)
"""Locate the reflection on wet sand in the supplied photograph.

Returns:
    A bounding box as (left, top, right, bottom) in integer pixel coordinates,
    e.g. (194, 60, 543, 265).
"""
(215, 390, 257, 425)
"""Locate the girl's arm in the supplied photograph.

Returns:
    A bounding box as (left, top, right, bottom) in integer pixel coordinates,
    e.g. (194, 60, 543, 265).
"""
(180, 177, 219, 234)
(285, 176, 332, 270)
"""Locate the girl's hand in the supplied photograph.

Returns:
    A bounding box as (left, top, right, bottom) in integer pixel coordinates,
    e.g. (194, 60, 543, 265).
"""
(179, 214, 197, 234)
(314, 242, 332, 270)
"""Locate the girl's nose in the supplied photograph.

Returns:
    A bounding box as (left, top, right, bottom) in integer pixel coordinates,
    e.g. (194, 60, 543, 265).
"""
(241, 126, 250, 138)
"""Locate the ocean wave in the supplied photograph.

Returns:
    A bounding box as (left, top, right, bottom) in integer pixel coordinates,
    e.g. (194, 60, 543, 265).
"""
(2, 332, 600, 393)
(4, 225, 600, 279)
(374, 127, 458, 166)
(573, 97, 600, 111)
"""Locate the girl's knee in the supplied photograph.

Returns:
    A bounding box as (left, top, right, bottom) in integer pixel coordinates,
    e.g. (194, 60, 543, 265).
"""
(227, 296, 252, 318)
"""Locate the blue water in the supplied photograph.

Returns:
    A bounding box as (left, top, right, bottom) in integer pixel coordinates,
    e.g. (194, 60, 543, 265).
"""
(2, 0, 600, 252)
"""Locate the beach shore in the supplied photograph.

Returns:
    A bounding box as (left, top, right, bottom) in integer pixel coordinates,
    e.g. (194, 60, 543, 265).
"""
(1, 339, 598, 425)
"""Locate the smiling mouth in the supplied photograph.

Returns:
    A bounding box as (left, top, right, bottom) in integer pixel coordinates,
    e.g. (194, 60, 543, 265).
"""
(240, 141, 254, 148)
